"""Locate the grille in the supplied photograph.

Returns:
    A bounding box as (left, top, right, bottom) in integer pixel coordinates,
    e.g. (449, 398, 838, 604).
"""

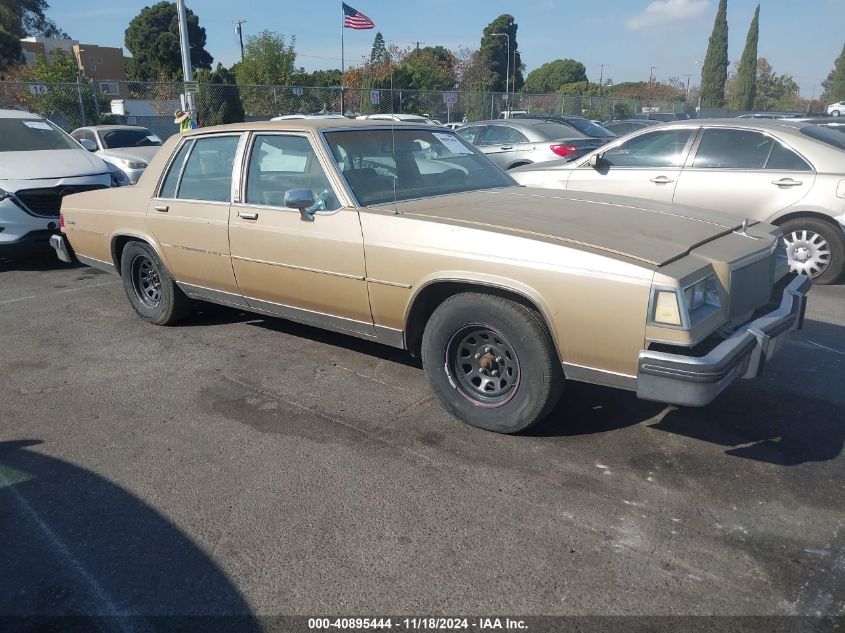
(15, 185, 107, 217)
(728, 257, 773, 319)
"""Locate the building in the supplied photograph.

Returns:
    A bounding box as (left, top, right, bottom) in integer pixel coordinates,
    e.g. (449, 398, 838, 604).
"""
(19, 37, 126, 81)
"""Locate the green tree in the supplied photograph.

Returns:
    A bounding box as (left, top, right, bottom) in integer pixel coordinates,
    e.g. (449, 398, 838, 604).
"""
(194, 63, 244, 126)
(393, 46, 456, 91)
(753, 58, 799, 111)
(1, 0, 69, 69)
(478, 14, 523, 93)
(822, 42, 845, 104)
(235, 30, 296, 85)
(700, 0, 729, 108)
(523, 59, 587, 93)
(124, 2, 213, 81)
(731, 4, 759, 111)
(369, 32, 387, 65)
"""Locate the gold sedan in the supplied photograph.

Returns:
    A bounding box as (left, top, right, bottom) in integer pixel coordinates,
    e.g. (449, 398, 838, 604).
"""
(51, 120, 810, 433)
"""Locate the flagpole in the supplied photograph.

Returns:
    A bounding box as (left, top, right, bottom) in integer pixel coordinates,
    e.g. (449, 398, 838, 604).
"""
(340, 2, 345, 115)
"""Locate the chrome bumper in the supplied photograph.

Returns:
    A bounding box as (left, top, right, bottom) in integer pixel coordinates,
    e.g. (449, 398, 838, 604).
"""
(636, 274, 811, 407)
(49, 233, 74, 263)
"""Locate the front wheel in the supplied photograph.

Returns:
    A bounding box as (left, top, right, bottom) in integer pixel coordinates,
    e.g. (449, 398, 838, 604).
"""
(421, 293, 564, 433)
(779, 217, 845, 284)
(832, 110, 841, 117)
(120, 241, 191, 325)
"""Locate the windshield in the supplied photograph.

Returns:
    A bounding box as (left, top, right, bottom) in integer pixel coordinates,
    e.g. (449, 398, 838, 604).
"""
(323, 128, 515, 206)
(562, 118, 616, 138)
(0, 117, 80, 151)
(801, 125, 845, 150)
(100, 129, 162, 149)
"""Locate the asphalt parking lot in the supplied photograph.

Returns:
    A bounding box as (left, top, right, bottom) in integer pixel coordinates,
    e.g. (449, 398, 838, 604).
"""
(1, 256, 843, 618)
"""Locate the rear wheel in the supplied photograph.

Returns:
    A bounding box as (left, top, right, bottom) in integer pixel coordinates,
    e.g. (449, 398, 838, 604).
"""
(779, 217, 845, 284)
(421, 293, 564, 433)
(120, 241, 191, 325)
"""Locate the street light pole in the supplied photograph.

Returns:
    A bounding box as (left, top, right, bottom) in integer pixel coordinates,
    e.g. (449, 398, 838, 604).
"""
(491, 32, 510, 112)
(175, 0, 195, 117)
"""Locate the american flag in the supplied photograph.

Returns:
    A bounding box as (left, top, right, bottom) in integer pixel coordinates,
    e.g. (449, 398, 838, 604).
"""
(343, 3, 374, 29)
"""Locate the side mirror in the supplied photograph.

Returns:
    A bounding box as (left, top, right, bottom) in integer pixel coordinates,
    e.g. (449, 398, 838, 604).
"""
(79, 138, 97, 152)
(588, 153, 603, 168)
(284, 188, 317, 222)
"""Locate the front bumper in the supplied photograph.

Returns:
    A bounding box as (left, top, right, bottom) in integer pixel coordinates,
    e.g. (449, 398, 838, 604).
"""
(636, 274, 811, 407)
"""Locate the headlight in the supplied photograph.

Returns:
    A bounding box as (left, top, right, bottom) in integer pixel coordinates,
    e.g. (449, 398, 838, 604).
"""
(683, 275, 719, 312)
(115, 158, 147, 170)
(650, 274, 721, 329)
(110, 170, 130, 187)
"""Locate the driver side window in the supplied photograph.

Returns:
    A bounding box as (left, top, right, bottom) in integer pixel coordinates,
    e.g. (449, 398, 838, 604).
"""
(600, 129, 694, 168)
(245, 134, 340, 211)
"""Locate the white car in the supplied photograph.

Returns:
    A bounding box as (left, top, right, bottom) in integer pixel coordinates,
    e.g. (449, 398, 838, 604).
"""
(355, 113, 440, 126)
(827, 101, 845, 117)
(1, 109, 126, 258)
(512, 119, 845, 284)
(71, 125, 163, 184)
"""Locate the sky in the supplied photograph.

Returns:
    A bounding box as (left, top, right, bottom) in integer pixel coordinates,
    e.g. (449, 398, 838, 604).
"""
(44, 0, 844, 98)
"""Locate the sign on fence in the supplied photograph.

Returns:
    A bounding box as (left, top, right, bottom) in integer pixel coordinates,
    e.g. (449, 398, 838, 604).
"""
(183, 81, 199, 93)
(291, 87, 304, 96)
(370, 90, 380, 105)
(28, 84, 48, 95)
(443, 91, 458, 107)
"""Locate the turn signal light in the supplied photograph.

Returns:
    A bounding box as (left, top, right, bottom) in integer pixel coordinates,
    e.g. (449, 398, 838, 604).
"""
(550, 144, 578, 157)
(59, 213, 64, 229)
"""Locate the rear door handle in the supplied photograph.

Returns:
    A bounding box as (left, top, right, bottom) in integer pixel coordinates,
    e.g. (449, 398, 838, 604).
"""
(650, 176, 674, 184)
(238, 211, 258, 220)
(499, 145, 513, 150)
(772, 178, 803, 187)
(154, 204, 169, 212)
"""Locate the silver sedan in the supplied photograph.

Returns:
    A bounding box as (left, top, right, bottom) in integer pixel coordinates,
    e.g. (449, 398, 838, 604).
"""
(512, 119, 845, 284)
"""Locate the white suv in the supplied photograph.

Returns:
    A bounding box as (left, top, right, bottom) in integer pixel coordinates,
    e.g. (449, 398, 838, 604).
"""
(0, 109, 126, 258)
(827, 101, 845, 117)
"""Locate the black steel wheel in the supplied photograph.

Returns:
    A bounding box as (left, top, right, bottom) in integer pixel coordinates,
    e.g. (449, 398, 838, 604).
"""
(422, 292, 564, 433)
(120, 241, 191, 325)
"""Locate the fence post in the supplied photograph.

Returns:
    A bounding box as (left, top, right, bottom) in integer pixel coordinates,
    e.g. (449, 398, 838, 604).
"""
(90, 82, 100, 121)
(76, 75, 86, 126)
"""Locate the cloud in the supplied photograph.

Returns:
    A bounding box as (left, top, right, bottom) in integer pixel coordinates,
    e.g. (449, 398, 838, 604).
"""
(626, 0, 710, 31)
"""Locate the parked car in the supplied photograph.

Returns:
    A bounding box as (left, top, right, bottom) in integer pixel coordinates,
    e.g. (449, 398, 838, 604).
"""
(456, 119, 608, 170)
(512, 119, 845, 283)
(356, 113, 440, 125)
(602, 119, 659, 136)
(512, 114, 618, 140)
(71, 125, 163, 184)
(789, 117, 845, 133)
(50, 119, 808, 433)
(826, 101, 845, 117)
(736, 113, 780, 119)
(0, 109, 125, 258)
(633, 112, 692, 122)
(442, 122, 464, 130)
(271, 114, 347, 120)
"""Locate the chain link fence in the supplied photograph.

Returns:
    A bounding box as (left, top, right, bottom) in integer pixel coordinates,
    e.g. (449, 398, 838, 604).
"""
(0, 79, 690, 140)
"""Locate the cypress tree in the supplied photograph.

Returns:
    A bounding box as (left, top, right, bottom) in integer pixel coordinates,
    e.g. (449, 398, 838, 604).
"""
(700, 0, 729, 108)
(731, 4, 759, 111)
(825, 42, 845, 105)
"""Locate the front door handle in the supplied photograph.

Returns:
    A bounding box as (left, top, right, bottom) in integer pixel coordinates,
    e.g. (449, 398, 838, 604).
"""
(154, 204, 169, 212)
(238, 211, 258, 220)
(772, 178, 803, 187)
(499, 145, 513, 150)
(650, 176, 674, 184)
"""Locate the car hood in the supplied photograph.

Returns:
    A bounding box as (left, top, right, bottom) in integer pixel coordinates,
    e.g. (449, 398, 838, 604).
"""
(98, 146, 161, 164)
(0, 149, 109, 181)
(391, 188, 746, 267)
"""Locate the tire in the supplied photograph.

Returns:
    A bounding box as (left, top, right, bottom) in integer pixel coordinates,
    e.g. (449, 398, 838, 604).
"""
(832, 110, 841, 117)
(421, 292, 564, 433)
(779, 217, 845, 285)
(120, 241, 191, 325)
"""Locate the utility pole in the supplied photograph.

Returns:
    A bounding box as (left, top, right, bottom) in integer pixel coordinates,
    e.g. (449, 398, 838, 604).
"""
(599, 64, 609, 95)
(175, 0, 195, 117)
(682, 74, 693, 93)
(649, 66, 658, 83)
(234, 19, 247, 61)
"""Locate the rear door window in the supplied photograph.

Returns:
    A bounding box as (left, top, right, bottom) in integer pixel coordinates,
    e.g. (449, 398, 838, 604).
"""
(692, 129, 773, 169)
(177, 136, 240, 202)
(478, 126, 527, 145)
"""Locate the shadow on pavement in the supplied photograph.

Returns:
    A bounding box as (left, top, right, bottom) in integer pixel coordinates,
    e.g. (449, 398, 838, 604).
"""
(0, 440, 260, 630)
(0, 254, 80, 273)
